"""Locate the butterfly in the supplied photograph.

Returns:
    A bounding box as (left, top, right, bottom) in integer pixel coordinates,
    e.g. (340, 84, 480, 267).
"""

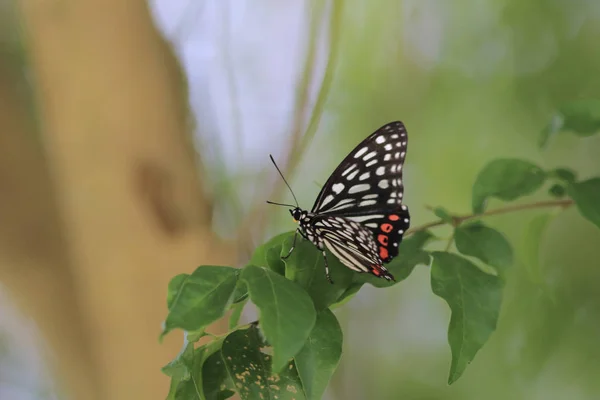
(268, 121, 410, 283)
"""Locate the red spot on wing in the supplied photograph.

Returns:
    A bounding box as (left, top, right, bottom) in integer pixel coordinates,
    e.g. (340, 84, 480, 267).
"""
(381, 223, 393, 233)
(379, 247, 389, 260)
(388, 214, 400, 221)
(377, 234, 388, 246)
(371, 267, 381, 276)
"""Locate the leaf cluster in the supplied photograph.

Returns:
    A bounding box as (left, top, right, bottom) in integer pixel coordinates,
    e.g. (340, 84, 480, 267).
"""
(161, 104, 600, 399)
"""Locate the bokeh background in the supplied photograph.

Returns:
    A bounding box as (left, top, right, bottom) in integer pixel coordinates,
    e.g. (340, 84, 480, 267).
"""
(2, 0, 600, 399)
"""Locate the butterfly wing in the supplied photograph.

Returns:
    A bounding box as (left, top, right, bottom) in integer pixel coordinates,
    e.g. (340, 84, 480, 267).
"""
(311, 121, 410, 263)
(311, 121, 408, 215)
(312, 215, 395, 281)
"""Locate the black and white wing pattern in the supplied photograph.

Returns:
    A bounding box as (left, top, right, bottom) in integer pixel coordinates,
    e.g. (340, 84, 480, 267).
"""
(310, 121, 410, 263)
(309, 215, 395, 280)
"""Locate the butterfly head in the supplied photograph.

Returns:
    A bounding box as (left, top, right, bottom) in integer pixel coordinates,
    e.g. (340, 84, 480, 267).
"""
(290, 207, 306, 223)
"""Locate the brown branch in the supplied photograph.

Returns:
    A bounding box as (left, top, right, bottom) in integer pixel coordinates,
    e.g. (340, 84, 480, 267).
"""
(406, 199, 574, 236)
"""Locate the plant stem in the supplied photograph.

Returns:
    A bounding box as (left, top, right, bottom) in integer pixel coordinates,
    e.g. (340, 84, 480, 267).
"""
(406, 198, 574, 236)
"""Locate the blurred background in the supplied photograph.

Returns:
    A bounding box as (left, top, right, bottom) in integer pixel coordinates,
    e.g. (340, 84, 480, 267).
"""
(2, 0, 600, 399)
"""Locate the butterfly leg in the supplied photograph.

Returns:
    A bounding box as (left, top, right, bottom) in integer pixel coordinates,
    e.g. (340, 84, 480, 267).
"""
(321, 250, 334, 285)
(281, 229, 299, 260)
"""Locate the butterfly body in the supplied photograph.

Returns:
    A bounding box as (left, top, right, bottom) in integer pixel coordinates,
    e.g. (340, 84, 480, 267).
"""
(279, 121, 411, 283)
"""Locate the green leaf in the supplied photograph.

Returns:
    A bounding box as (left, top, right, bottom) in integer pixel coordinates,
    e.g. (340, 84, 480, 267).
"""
(266, 247, 286, 276)
(231, 281, 249, 304)
(221, 326, 307, 400)
(548, 184, 566, 198)
(433, 207, 454, 224)
(549, 168, 577, 184)
(541, 99, 600, 147)
(202, 351, 235, 400)
(330, 283, 363, 308)
(282, 234, 354, 310)
(472, 159, 547, 214)
(162, 266, 239, 337)
(250, 232, 291, 270)
(430, 252, 503, 384)
(169, 377, 202, 400)
(294, 309, 343, 400)
(162, 338, 195, 380)
(241, 265, 316, 371)
(353, 230, 434, 288)
(454, 223, 514, 274)
(521, 213, 554, 285)
(167, 273, 189, 308)
(229, 300, 246, 330)
(559, 99, 600, 135)
(164, 337, 226, 400)
(568, 178, 600, 229)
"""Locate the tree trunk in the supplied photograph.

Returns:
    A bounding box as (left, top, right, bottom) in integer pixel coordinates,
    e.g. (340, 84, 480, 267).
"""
(14, 1, 234, 398)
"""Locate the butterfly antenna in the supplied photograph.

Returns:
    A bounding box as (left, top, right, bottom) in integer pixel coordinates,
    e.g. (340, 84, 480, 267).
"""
(266, 200, 296, 208)
(268, 154, 299, 207)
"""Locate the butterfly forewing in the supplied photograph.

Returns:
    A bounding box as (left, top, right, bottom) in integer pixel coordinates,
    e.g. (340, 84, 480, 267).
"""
(311, 121, 408, 215)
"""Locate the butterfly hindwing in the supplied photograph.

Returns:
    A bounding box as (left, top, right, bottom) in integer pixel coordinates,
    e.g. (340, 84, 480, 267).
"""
(311, 121, 408, 216)
(311, 215, 395, 280)
(372, 207, 411, 263)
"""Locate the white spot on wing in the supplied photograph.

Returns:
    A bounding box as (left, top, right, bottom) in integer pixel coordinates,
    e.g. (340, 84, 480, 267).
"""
(349, 184, 370, 193)
(378, 180, 389, 189)
(321, 194, 334, 207)
(375, 135, 385, 144)
(332, 183, 345, 194)
(347, 170, 359, 180)
(366, 159, 377, 167)
(363, 151, 377, 161)
(341, 164, 357, 176)
(328, 198, 355, 212)
(384, 154, 391, 161)
(359, 199, 377, 207)
(354, 147, 369, 158)
(384, 144, 393, 151)
(376, 166, 385, 176)
(391, 134, 399, 139)
(359, 172, 370, 181)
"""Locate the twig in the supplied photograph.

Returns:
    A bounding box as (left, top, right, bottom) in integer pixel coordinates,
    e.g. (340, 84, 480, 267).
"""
(406, 199, 574, 237)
